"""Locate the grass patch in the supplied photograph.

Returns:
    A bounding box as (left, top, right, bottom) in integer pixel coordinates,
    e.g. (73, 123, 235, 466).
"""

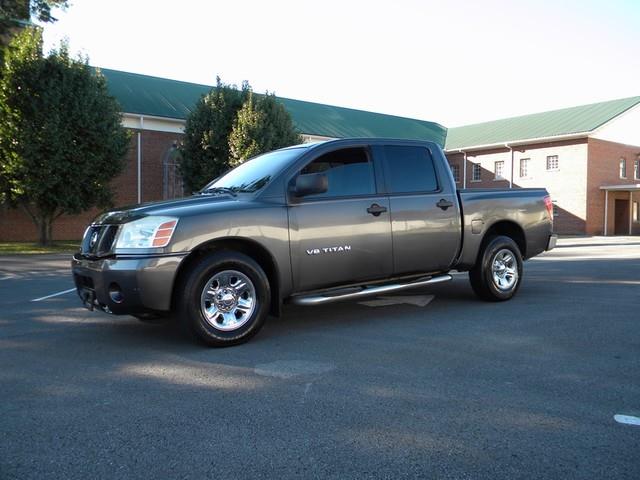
(0, 241, 80, 255)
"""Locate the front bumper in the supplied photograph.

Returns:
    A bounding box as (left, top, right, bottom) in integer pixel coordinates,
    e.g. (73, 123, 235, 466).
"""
(71, 253, 186, 315)
(546, 234, 558, 251)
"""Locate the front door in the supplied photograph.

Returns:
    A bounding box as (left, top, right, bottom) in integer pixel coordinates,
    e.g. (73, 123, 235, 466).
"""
(614, 199, 630, 235)
(288, 147, 392, 291)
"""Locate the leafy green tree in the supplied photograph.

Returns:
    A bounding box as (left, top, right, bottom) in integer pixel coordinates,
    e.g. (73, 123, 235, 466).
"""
(229, 91, 302, 165)
(255, 92, 303, 151)
(179, 77, 249, 192)
(0, 28, 129, 245)
(1, 0, 67, 50)
(228, 91, 263, 167)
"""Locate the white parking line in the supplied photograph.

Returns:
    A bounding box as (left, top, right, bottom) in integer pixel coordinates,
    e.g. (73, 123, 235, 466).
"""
(533, 254, 640, 261)
(614, 414, 640, 426)
(31, 288, 76, 302)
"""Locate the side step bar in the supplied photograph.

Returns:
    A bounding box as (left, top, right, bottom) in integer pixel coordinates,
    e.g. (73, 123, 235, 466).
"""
(290, 274, 452, 306)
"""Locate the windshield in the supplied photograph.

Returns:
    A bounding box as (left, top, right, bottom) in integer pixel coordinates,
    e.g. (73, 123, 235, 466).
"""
(201, 147, 305, 194)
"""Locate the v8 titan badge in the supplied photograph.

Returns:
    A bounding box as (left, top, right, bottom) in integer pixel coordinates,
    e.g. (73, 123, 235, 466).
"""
(306, 245, 352, 255)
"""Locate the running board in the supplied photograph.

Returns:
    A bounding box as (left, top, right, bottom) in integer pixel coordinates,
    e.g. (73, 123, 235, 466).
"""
(290, 274, 452, 306)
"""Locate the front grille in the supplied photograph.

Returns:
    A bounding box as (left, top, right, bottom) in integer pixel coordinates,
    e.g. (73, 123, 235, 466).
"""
(81, 224, 119, 256)
(99, 225, 118, 253)
(74, 273, 94, 289)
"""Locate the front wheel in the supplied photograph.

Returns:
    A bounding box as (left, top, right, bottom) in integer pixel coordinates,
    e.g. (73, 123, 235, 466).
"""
(179, 251, 271, 347)
(469, 235, 523, 301)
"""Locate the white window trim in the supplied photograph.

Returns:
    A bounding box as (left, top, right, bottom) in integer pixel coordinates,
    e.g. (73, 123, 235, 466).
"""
(449, 164, 461, 183)
(471, 163, 482, 182)
(494, 161, 505, 181)
(620, 158, 627, 179)
(546, 155, 559, 171)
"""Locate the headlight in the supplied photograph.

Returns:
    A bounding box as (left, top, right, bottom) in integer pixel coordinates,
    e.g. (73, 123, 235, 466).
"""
(115, 216, 179, 249)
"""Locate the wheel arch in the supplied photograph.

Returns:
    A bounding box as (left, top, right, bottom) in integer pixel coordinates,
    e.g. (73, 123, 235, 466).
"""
(477, 220, 527, 264)
(172, 237, 282, 317)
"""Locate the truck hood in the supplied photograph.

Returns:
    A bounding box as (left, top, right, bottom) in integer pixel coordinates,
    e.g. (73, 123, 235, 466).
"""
(94, 194, 243, 224)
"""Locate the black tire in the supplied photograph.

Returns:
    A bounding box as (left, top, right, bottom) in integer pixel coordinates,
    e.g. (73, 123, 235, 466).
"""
(178, 251, 271, 347)
(469, 235, 523, 302)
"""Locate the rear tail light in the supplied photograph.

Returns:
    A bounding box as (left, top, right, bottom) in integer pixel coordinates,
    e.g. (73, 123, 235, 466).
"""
(543, 195, 554, 227)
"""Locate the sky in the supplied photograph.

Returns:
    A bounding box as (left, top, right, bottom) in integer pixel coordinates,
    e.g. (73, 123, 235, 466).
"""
(41, 0, 640, 127)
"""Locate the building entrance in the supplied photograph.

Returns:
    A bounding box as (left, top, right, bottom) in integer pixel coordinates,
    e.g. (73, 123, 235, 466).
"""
(614, 199, 630, 235)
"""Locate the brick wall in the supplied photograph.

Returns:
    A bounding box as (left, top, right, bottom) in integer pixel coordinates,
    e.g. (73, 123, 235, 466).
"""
(0, 129, 183, 242)
(586, 138, 640, 235)
(4, 132, 638, 242)
(446, 139, 589, 234)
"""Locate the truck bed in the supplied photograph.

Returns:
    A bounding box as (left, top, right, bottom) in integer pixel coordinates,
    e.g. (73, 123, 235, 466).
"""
(455, 188, 552, 269)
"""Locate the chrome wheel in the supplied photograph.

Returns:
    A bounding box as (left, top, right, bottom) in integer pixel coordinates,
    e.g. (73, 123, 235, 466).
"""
(491, 248, 518, 291)
(200, 270, 256, 331)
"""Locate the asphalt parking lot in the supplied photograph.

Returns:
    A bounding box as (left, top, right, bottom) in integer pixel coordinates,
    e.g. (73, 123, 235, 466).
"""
(1, 237, 639, 479)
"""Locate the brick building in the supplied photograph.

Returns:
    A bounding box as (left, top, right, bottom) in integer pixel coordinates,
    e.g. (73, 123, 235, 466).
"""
(0, 68, 446, 241)
(445, 97, 640, 235)
(1, 68, 638, 240)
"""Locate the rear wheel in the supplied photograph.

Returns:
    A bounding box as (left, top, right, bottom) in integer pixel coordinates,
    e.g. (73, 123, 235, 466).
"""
(469, 235, 523, 301)
(179, 251, 270, 347)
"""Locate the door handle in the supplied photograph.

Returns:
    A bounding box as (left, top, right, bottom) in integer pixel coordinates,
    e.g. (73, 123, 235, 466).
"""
(436, 199, 454, 210)
(367, 203, 388, 216)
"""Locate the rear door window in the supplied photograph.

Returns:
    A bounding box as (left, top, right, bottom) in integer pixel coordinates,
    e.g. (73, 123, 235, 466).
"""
(382, 146, 439, 193)
(300, 147, 376, 199)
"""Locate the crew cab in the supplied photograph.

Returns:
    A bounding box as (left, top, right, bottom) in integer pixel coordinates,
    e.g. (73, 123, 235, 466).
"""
(72, 139, 556, 346)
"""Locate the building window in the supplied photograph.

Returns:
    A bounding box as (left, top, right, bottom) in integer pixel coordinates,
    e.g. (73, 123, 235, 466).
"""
(450, 164, 461, 183)
(472, 163, 481, 182)
(494, 161, 505, 180)
(620, 158, 627, 179)
(519, 158, 530, 177)
(634, 159, 639, 180)
(546, 155, 559, 171)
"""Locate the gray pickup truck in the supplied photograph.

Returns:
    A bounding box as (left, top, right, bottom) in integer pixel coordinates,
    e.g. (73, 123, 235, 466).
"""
(72, 138, 556, 346)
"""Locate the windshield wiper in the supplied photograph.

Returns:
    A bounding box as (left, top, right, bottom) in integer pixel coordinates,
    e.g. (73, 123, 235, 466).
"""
(197, 187, 238, 197)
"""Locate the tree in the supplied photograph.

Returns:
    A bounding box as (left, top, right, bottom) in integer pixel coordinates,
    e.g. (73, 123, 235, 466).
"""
(229, 91, 302, 166)
(179, 77, 249, 192)
(0, 28, 129, 245)
(1, 0, 68, 49)
(228, 91, 263, 167)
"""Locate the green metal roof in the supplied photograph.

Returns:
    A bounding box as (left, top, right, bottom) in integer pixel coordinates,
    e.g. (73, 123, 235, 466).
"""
(445, 96, 640, 151)
(97, 68, 446, 147)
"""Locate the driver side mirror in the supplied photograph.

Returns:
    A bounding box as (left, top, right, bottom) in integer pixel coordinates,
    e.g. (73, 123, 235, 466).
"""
(292, 173, 328, 197)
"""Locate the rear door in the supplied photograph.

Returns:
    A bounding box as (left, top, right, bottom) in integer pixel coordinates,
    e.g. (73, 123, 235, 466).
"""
(380, 145, 461, 274)
(288, 146, 392, 291)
